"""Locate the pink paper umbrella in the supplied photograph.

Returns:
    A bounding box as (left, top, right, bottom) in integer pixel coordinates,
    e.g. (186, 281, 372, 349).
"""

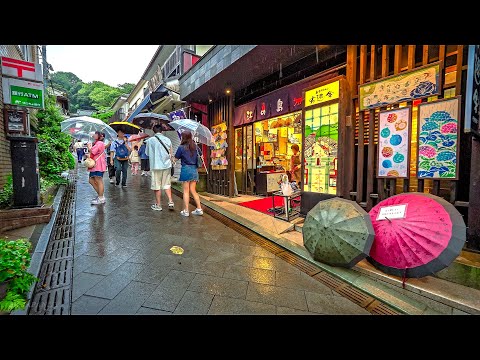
(368, 193, 466, 278)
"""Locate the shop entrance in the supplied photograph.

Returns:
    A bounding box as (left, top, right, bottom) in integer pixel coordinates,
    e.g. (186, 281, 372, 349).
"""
(234, 124, 255, 195)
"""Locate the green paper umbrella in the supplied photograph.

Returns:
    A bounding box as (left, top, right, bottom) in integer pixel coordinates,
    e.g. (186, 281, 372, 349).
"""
(303, 197, 375, 268)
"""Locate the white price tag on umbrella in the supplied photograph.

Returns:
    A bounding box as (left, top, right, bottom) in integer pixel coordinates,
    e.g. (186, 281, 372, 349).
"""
(376, 204, 408, 221)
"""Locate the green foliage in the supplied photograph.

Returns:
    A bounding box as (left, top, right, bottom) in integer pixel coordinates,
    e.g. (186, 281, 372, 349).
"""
(0, 238, 37, 312)
(50, 71, 134, 113)
(36, 96, 72, 183)
(92, 110, 115, 123)
(0, 292, 26, 312)
(0, 174, 13, 208)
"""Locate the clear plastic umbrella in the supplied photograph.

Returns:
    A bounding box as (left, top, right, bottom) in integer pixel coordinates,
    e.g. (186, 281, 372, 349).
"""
(168, 119, 214, 146)
(61, 116, 117, 142)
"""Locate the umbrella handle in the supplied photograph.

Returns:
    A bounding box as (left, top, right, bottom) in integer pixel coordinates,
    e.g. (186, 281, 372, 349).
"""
(195, 140, 208, 175)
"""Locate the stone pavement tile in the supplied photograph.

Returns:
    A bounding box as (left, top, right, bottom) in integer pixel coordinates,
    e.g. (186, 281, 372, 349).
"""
(159, 246, 212, 262)
(208, 295, 276, 315)
(72, 273, 106, 302)
(193, 260, 227, 277)
(188, 274, 248, 299)
(143, 270, 196, 312)
(154, 253, 196, 273)
(223, 265, 276, 285)
(134, 262, 173, 285)
(246, 283, 308, 311)
(251, 256, 302, 274)
(185, 238, 234, 253)
(72, 295, 110, 315)
(275, 271, 333, 295)
(126, 245, 166, 264)
(276, 306, 320, 315)
(215, 233, 255, 247)
(305, 292, 370, 315)
(99, 281, 158, 315)
(205, 251, 254, 267)
(83, 257, 127, 276)
(74, 242, 118, 258)
(136, 307, 172, 315)
(86, 262, 146, 299)
(105, 246, 138, 261)
(173, 291, 214, 315)
(73, 255, 101, 277)
(232, 244, 276, 258)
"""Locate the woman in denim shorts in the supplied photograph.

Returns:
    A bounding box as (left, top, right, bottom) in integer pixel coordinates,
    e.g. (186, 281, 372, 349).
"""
(87, 131, 107, 205)
(174, 131, 203, 217)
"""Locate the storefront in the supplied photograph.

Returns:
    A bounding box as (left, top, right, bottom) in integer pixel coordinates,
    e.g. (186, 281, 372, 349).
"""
(233, 73, 347, 196)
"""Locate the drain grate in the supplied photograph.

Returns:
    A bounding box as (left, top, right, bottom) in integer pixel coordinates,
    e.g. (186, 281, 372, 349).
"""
(29, 287, 71, 315)
(276, 251, 321, 276)
(314, 271, 345, 289)
(44, 239, 74, 261)
(336, 286, 375, 308)
(29, 172, 77, 315)
(366, 300, 399, 315)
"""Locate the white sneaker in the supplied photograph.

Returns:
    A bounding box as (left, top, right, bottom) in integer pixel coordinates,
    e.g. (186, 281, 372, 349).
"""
(109, 178, 114, 184)
(151, 204, 162, 211)
(191, 209, 204, 216)
(91, 197, 106, 205)
(168, 201, 175, 210)
(180, 210, 190, 217)
(141, 171, 145, 176)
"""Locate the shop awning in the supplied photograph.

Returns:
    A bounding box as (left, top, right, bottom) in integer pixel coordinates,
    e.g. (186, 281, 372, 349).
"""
(125, 94, 151, 123)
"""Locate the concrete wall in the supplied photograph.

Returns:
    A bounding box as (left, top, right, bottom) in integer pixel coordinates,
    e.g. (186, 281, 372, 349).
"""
(180, 45, 256, 99)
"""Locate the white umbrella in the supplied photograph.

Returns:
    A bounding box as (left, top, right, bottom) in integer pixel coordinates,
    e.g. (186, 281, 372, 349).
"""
(61, 116, 117, 142)
(168, 119, 215, 146)
(169, 119, 214, 174)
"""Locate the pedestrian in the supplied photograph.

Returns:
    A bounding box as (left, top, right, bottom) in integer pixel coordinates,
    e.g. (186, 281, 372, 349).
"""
(129, 145, 140, 175)
(289, 144, 302, 185)
(105, 141, 116, 184)
(73, 139, 84, 163)
(145, 124, 175, 211)
(87, 131, 107, 205)
(138, 140, 150, 176)
(174, 130, 203, 217)
(109, 129, 131, 188)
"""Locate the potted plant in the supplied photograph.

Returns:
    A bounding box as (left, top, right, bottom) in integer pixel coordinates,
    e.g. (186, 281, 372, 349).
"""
(0, 238, 38, 314)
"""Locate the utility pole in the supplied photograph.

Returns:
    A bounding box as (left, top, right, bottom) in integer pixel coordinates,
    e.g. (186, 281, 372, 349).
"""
(41, 45, 48, 94)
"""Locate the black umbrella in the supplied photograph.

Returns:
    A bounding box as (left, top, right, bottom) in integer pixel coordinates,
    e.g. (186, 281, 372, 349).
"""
(109, 121, 141, 134)
(132, 112, 174, 131)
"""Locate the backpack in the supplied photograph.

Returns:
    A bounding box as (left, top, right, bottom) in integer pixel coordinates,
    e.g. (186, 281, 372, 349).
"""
(115, 141, 129, 159)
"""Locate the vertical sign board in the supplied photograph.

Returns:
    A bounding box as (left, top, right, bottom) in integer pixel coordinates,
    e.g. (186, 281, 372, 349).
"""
(464, 45, 480, 138)
(2, 77, 44, 109)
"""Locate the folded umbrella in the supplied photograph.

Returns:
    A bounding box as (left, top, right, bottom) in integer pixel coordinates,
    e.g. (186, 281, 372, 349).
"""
(61, 116, 117, 142)
(303, 197, 375, 268)
(110, 121, 141, 134)
(132, 112, 174, 131)
(368, 192, 466, 278)
(128, 133, 149, 142)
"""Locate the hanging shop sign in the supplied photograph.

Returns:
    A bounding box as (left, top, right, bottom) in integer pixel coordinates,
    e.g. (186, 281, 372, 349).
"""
(359, 62, 442, 111)
(377, 107, 411, 179)
(168, 109, 187, 120)
(3, 108, 27, 134)
(464, 45, 480, 137)
(1, 56, 43, 82)
(233, 73, 338, 127)
(2, 77, 44, 109)
(304, 80, 339, 107)
(417, 96, 461, 180)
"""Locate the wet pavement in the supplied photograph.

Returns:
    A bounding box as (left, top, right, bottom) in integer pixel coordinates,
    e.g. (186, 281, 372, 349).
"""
(72, 169, 370, 315)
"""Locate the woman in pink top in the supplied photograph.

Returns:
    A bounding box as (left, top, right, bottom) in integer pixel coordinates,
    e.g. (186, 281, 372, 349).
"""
(87, 131, 107, 205)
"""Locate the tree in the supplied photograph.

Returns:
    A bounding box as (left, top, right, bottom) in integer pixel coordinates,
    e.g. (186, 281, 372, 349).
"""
(91, 110, 115, 123)
(50, 71, 82, 93)
(118, 83, 135, 94)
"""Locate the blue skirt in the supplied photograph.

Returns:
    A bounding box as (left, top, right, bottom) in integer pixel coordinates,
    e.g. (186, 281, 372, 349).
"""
(179, 164, 199, 182)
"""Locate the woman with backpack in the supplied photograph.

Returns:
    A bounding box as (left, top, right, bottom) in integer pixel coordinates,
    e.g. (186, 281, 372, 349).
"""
(109, 129, 131, 187)
(87, 131, 107, 205)
(174, 130, 203, 217)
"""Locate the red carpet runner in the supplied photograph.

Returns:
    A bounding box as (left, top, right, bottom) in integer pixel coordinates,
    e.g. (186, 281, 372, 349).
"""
(237, 196, 285, 216)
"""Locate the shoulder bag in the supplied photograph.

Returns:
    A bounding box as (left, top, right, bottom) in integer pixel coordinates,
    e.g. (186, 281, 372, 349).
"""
(84, 150, 104, 169)
(155, 136, 175, 176)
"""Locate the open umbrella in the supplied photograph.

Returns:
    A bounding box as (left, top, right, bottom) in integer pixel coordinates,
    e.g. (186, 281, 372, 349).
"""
(302, 197, 375, 268)
(169, 119, 215, 146)
(132, 112, 174, 131)
(128, 133, 149, 142)
(61, 116, 117, 142)
(110, 121, 141, 134)
(368, 192, 466, 278)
